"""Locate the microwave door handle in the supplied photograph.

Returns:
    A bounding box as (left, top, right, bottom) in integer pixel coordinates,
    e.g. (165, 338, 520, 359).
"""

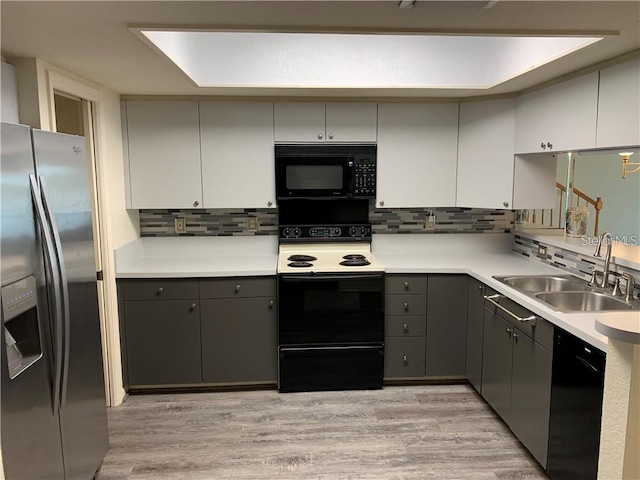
(348, 160, 354, 194)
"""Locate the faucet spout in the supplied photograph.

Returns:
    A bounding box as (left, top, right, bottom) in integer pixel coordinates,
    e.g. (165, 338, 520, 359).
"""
(595, 232, 613, 288)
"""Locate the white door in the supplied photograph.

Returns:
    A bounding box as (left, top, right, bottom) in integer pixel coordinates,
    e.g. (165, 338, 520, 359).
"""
(325, 102, 377, 143)
(274, 102, 325, 142)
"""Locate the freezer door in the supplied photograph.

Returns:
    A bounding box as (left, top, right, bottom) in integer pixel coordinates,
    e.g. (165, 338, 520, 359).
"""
(32, 129, 109, 478)
(1, 122, 66, 479)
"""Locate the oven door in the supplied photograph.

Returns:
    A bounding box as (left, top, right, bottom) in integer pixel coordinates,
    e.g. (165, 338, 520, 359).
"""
(275, 155, 352, 199)
(278, 273, 384, 346)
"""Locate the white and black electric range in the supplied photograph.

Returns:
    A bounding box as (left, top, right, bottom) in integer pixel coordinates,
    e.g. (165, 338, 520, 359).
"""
(276, 217, 386, 393)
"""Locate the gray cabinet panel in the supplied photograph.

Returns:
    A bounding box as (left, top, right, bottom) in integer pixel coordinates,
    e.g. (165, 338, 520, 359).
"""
(385, 315, 426, 337)
(510, 333, 552, 468)
(385, 294, 427, 316)
(466, 278, 485, 392)
(481, 306, 514, 423)
(122, 279, 199, 301)
(124, 300, 202, 386)
(426, 275, 468, 376)
(494, 294, 554, 351)
(384, 337, 426, 378)
(199, 277, 276, 299)
(385, 275, 428, 294)
(201, 297, 277, 383)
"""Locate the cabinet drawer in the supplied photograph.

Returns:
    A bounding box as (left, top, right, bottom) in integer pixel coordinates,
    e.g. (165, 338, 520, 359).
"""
(384, 336, 426, 378)
(385, 275, 428, 294)
(385, 294, 427, 316)
(385, 315, 426, 337)
(121, 279, 199, 301)
(199, 277, 276, 299)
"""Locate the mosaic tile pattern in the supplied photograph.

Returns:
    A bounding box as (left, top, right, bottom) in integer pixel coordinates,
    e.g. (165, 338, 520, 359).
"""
(514, 235, 640, 293)
(139, 206, 514, 237)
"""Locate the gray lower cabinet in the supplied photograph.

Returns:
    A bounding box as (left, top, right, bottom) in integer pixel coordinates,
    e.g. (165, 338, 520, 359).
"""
(426, 275, 468, 376)
(481, 296, 553, 469)
(466, 278, 485, 392)
(384, 336, 426, 378)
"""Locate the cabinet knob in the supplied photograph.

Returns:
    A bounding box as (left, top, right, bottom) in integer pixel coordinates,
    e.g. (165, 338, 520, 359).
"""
(190, 303, 197, 310)
(513, 333, 519, 341)
(328, 133, 334, 139)
(478, 285, 483, 291)
(379, 200, 385, 207)
(547, 142, 553, 149)
(156, 287, 164, 295)
(318, 133, 323, 139)
(403, 281, 409, 290)
(403, 302, 409, 311)
(403, 355, 408, 364)
(506, 328, 513, 337)
(541, 142, 546, 149)
(503, 201, 509, 208)
(235, 284, 240, 292)
(403, 323, 408, 333)
(193, 200, 200, 207)
(269, 300, 274, 308)
(267, 201, 273, 207)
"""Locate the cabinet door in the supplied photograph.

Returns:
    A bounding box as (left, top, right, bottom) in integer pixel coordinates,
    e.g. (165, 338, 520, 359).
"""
(125, 101, 202, 208)
(124, 300, 202, 386)
(510, 332, 553, 469)
(515, 72, 598, 154)
(200, 102, 275, 209)
(466, 278, 485, 392)
(201, 297, 277, 383)
(426, 275, 468, 376)
(377, 103, 458, 208)
(325, 103, 377, 143)
(481, 307, 513, 423)
(596, 58, 640, 148)
(274, 102, 325, 142)
(457, 99, 515, 209)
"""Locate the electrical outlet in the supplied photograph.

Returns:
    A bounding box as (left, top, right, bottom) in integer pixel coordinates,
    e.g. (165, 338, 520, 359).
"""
(247, 216, 258, 231)
(537, 245, 547, 258)
(175, 218, 186, 234)
(425, 214, 436, 229)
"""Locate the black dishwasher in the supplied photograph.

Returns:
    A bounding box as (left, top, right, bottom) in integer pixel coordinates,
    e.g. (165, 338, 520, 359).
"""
(547, 327, 606, 480)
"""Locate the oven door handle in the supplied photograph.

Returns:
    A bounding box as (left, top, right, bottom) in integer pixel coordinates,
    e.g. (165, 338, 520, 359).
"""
(280, 274, 383, 282)
(280, 345, 382, 353)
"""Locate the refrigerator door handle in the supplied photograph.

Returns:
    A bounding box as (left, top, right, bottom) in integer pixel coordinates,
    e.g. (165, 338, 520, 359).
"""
(29, 174, 63, 415)
(39, 176, 72, 409)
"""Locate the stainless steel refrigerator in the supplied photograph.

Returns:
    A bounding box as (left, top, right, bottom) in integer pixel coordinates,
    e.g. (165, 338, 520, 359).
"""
(1, 122, 109, 479)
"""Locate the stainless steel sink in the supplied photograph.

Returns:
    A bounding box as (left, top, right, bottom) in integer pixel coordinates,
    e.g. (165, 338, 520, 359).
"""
(534, 291, 635, 312)
(496, 275, 588, 293)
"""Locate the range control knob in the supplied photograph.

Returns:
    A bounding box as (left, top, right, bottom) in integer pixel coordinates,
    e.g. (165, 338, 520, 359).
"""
(332, 227, 342, 237)
(282, 227, 291, 238)
(292, 227, 302, 238)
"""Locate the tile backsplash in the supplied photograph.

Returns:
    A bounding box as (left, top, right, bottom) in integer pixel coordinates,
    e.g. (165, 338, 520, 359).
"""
(139, 206, 513, 237)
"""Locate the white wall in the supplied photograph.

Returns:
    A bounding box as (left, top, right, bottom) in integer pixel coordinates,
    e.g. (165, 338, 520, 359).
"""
(1, 62, 19, 123)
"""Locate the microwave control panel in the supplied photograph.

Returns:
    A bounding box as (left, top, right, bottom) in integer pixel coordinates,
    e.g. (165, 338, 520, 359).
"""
(353, 157, 376, 196)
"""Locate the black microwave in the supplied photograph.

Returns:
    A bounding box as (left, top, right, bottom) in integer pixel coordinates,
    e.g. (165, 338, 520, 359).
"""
(275, 144, 376, 200)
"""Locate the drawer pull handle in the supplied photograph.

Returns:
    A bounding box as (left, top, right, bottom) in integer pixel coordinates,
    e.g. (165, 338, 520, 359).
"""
(269, 300, 274, 308)
(403, 281, 409, 289)
(403, 302, 409, 311)
(190, 303, 197, 310)
(403, 323, 408, 333)
(156, 287, 164, 295)
(484, 294, 537, 327)
(235, 284, 240, 293)
(403, 355, 408, 364)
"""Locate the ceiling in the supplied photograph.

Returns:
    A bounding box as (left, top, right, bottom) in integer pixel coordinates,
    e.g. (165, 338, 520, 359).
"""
(1, 1, 639, 98)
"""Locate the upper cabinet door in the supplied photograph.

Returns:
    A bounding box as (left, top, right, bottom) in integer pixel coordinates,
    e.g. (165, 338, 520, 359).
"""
(274, 102, 326, 142)
(125, 101, 202, 209)
(457, 98, 516, 209)
(515, 72, 599, 154)
(377, 103, 459, 208)
(325, 103, 377, 143)
(596, 58, 640, 149)
(200, 102, 275, 209)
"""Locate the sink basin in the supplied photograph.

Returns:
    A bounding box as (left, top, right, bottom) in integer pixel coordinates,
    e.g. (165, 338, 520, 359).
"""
(534, 291, 634, 312)
(495, 275, 588, 293)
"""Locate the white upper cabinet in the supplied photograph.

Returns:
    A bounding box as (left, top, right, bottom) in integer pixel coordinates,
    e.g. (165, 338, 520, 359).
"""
(125, 101, 203, 209)
(274, 102, 377, 143)
(377, 103, 459, 208)
(200, 102, 275, 209)
(596, 58, 640, 149)
(457, 98, 516, 209)
(515, 72, 599, 154)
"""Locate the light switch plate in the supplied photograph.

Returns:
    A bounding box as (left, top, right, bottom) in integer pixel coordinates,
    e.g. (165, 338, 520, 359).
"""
(175, 218, 186, 234)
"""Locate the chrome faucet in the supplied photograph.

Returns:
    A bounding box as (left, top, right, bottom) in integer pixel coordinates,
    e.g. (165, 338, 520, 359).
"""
(594, 232, 613, 288)
(622, 273, 636, 302)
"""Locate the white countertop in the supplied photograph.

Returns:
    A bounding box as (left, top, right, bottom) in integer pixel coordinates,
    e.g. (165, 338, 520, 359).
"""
(596, 311, 640, 345)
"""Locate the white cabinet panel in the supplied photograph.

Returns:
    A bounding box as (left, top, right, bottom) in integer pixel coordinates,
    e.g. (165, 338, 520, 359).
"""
(457, 98, 516, 209)
(377, 103, 458, 208)
(200, 102, 275, 209)
(325, 103, 377, 143)
(274, 102, 377, 143)
(515, 72, 599, 154)
(125, 101, 202, 209)
(512, 154, 557, 209)
(596, 58, 640, 148)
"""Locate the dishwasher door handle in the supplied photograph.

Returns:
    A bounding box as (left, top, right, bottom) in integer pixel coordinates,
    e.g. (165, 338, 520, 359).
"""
(576, 356, 600, 374)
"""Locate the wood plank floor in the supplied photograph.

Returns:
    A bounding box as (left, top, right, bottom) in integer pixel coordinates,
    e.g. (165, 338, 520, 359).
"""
(97, 385, 549, 480)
